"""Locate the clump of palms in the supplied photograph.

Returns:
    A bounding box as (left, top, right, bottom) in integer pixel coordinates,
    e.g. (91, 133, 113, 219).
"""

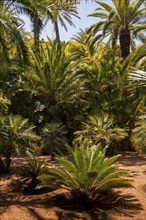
(38, 138, 133, 204)
(0, 114, 40, 173)
(75, 113, 128, 154)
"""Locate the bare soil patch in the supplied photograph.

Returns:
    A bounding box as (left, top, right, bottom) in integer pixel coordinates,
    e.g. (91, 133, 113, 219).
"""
(0, 152, 146, 220)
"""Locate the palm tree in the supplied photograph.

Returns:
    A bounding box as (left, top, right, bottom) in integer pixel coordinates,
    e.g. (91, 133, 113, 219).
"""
(0, 114, 39, 172)
(11, 0, 48, 54)
(12, 0, 79, 52)
(0, 1, 28, 62)
(41, 121, 68, 157)
(45, 0, 79, 44)
(18, 40, 88, 135)
(16, 158, 49, 191)
(75, 113, 127, 155)
(88, 0, 146, 58)
(23, 41, 86, 120)
(39, 139, 132, 203)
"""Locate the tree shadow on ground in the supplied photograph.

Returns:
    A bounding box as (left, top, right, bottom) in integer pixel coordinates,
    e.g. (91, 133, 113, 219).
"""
(0, 188, 143, 220)
(118, 151, 146, 166)
(53, 190, 143, 219)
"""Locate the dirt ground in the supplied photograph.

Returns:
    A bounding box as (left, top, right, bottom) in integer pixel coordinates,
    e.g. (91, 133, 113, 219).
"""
(0, 152, 146, 220)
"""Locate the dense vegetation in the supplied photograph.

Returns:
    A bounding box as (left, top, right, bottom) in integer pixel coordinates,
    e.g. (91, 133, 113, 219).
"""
(0, 0, 145, 204)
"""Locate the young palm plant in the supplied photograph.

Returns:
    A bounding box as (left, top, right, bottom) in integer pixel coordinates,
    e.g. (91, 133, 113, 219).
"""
(15, 158, 50, 192)
(41, 121, 68, 158)
(0, 114, 40, 172)
(75, 113, 127, 154)
(38, 138, 133, 204)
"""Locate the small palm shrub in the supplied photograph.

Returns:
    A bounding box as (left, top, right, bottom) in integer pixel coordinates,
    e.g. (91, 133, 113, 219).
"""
(0, 114, 40, 172)
(41, 121, 68, 158)
(15, 158, 51, 192)
(131, 114, 146, 154)
(75, 114, 128, 155)
(39, 139, 132, 203)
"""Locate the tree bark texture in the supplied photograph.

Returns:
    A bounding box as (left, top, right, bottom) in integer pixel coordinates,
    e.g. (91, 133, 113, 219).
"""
(33, 14, 40, 54)
(54, 21, 60, 46)
(120, 28, 130, 58)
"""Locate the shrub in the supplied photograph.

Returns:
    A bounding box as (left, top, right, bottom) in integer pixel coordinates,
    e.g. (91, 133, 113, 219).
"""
(0, 115, 40, 172)
(41, 121, 68, 158)
(39, 139, 133, 202)
(15, 158, 51, 192)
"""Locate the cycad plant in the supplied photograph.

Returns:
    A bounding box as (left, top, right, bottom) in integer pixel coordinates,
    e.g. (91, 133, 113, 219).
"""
(23, 41, 87, 132)
(24, 41, 86, 107)
(41, 121, 68, 158)
(39, 139, 132, 203)
(0, 114, 40, 172)
(75, 114, 127, 154)
(16, 158, 50, 192)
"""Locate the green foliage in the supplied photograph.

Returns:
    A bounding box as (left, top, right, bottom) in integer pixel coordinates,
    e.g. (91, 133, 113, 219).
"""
(22, 41, 88, 133)
(41, 121, 68, 157)
(39, 139, 133, 201)
(15, 158, 49, 192)
(0, 114, 40, 172)
(88, 0, 145, 57)
(0, 1, 29, 63)
(131, 114, 146, 154)
(0, 91, 10, 115)
(75, 114, 128, 151)
(24, 41, 86, 106)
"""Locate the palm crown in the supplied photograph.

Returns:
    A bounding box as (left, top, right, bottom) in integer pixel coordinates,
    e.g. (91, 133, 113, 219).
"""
(88, 0, 146, 58)
(39, 139, 133, 201)
(0, 1, 28, 62)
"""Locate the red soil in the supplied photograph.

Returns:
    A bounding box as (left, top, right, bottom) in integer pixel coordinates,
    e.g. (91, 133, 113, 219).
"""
(0, 152, 146, 220)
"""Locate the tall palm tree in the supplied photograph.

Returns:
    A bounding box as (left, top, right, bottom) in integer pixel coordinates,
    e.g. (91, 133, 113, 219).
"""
(12, 0, 79, 52)
(11, 0, 49, 54)
(45, 0, 79, 44)
(88, 0, 146, 58)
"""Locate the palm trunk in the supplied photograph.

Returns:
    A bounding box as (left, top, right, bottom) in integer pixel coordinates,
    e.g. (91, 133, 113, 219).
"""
(54, 21, 60, 47)
(33, 14, 40, 54)
(5, 148, 12, 173)
(0, 156, 5, 172)
(120, 28, 130, 58)
(31, 178, 37, 190)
